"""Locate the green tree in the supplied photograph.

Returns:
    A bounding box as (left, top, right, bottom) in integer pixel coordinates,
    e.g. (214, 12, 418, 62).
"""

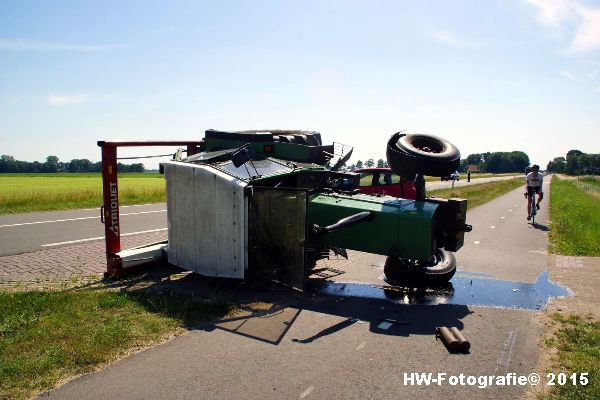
(547, 157, 566, 173)
(365, 158, 374, 168)
(42, 155, 60, 173)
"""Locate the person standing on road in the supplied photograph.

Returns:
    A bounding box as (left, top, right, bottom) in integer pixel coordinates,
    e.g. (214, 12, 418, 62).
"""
(525, 164, 544, 220)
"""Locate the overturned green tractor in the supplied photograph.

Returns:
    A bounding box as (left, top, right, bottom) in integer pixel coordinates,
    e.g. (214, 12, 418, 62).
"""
(161, 129, 471, 290)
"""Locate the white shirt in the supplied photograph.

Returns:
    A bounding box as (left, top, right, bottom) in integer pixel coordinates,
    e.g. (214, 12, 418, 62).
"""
(526, 171, 543, 188)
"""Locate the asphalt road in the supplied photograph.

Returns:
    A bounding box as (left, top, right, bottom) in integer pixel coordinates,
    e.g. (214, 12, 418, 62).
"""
(40, 176, 555, 400)
(0, 203, 167, 256)
(0, 175, 518, 257)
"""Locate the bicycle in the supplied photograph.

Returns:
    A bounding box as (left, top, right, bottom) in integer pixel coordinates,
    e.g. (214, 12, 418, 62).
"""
(525, 190, 540, 225)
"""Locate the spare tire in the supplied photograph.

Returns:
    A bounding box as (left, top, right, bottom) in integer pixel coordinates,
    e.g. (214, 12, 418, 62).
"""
(386, 132, 460, 178)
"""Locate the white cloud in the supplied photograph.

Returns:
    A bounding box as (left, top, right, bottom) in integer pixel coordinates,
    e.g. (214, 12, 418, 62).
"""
(46, 95, 88, 106)
(45, 94, 129, 106)
(0, 39, 126, 52)
(526, 0, 572, 27)
(559, 69, 585, 82)
(525, 0, 600, 53)
(430, 30, 480, 49)
(570, 4, 600, 53)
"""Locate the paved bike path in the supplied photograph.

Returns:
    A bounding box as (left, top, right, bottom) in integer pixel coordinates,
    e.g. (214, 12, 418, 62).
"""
(40, 179, 552, 400)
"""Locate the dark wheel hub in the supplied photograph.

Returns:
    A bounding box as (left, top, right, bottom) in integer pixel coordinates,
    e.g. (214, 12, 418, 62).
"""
(384, 248, 457, 285)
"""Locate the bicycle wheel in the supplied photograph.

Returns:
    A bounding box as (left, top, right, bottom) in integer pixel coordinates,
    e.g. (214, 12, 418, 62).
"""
(529, 196, 536, 224)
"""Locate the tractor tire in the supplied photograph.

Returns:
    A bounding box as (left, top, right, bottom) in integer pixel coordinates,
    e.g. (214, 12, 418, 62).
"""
(384, 248, 457, 285)
(386, 132, 460, 178)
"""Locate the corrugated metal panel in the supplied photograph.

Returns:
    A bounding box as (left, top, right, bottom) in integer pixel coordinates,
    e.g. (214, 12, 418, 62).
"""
(163, 161, 247, 278)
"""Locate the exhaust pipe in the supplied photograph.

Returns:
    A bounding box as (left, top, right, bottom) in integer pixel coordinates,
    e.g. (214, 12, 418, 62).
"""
(436, 326, 470, 352)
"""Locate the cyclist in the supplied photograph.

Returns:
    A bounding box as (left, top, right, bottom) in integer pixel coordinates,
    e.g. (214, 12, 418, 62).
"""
(525, 164, 544, 220)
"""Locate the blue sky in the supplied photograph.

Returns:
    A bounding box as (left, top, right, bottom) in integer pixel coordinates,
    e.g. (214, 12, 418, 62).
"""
(1, 0, 599, 169)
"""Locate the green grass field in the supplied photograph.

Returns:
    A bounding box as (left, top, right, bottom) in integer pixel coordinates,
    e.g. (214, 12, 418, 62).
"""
(541, 314, 600, 400)
(0, 173, 166, 214)
(549, 175, 600, 256)
(356, 172, 517, 187)
(0, 289, 232, 400)
(428, 177, 523, 210)
(542, 175, 600, 400)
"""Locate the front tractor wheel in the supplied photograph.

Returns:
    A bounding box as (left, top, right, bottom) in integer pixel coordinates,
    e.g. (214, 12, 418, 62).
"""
(384, 248, 456, 285)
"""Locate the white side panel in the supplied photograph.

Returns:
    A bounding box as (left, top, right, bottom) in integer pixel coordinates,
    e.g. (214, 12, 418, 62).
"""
(117, 244, 167, 269)
(164, 163, 178, 265)
(164, 161, 246, 279)
(193, 168, 216, 276)
(174, 165, 195, 269)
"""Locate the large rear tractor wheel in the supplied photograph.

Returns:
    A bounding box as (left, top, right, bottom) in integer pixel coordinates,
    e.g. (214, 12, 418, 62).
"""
(386, 132, 460, 179)
(384, 248, 457, 285)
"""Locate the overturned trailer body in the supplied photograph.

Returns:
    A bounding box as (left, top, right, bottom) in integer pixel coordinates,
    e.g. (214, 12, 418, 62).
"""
(132, 129, 472, 290)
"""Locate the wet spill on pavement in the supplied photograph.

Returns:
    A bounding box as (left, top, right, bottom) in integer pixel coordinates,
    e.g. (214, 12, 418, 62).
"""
(313, 271, 572, 311)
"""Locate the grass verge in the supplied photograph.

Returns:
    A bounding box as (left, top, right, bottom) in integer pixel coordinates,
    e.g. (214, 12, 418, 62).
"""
(0, 289, 232, 400)
(428, 177, 523, 209)
(540, 314, 600, 400)
(0, 173, 165, 215)
(549, 176, 600, 256)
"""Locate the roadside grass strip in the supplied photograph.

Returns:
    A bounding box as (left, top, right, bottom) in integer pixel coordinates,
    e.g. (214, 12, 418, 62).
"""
(428, 177, 523, 210)
(0, 289, 232, 400)
(549, 176, 600, 256)
(541, 314, 600, 400)
(0, 173, 166, 214)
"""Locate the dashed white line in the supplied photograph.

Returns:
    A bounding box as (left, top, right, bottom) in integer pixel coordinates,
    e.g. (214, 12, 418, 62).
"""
(299, 386, 314, 399)
(500, 216, 506, 219)
(490, 226, 496, 229)
(474, 241, 480, 244)
(356, 341, 367, 351)
(0, 210, 166, 228)
(494, 329, 518, 374)
(41, 228, 167, 247)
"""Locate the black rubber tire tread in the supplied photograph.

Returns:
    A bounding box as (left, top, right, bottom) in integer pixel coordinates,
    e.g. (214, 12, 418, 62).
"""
(384, 248, 457, 285)
(292, 134, 309, 145)
(386, 132, 461, 178)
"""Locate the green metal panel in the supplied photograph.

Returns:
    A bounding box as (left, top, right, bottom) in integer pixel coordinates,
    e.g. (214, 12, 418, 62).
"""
(307, 193, 437, 260)
(204, 138, 312, 163)
(249, 187, 308, 291)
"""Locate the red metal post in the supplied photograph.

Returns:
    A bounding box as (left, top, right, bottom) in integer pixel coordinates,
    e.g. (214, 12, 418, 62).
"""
(98, 140, 204, 278)
(100, 143, 123, 277)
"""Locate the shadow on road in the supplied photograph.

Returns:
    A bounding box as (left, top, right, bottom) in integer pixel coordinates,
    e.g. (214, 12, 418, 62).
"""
(531, 222, 550, 231)
(78, 262, 471, 346)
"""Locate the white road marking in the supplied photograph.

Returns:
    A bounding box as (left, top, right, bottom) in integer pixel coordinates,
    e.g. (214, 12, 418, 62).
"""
(474, 241, 480, 244)
(80, 203, 157, 211)
(490, 226, 496, 229)
(356, 341, 367, 350)
(508, 209, 512, 212)
(299, 386, 314, 399)
(493, 329, 518, 374)
(501, 216, 506, 219)
(41, 228, 167, 247)
(0, 210, 166, 228)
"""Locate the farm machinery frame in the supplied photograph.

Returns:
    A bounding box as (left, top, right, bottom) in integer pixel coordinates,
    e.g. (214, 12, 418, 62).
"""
(98, 130, 471, 289)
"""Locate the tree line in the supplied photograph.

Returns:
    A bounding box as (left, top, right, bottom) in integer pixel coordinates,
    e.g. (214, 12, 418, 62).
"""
(0, 155, 145, 173)
(347, 158, 388, 171)
(348, 151, 530, 173)
(546, 150, 600, 175)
